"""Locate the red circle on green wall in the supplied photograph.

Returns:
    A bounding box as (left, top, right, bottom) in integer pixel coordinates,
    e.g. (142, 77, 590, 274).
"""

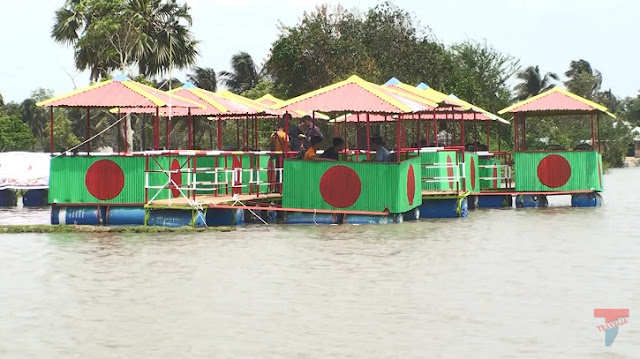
(446, 155, 454, 189)
(319, 166, 361, 208)
(469, 156, 476, 191)
(85, 159, 125, 200)
(407, 164, 416, 205)
(537, 154, 571, 188)
(170, 159, 182, 198)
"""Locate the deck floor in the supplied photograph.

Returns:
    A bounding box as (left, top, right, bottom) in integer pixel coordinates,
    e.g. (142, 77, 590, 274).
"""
(148, 193, 282, 208)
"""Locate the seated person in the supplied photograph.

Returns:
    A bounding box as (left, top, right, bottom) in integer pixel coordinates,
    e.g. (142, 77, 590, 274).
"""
(369, 135, 391, 162)
(304, 136, 335, 161)
(321, 137, 345, 161)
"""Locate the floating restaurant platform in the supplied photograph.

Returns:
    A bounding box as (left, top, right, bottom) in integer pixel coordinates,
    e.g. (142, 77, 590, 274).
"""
(36, 76, 612, 227)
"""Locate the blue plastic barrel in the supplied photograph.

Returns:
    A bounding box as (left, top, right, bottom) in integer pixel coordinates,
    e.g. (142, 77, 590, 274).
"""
(571, 192, 603, 207)
(106, 207, 146, 225)
(344, 214, 396, 224)
(22, 189, 48, 207)
(419, 198, 468, 218)
(285, 212, 336, 225)
(51, 206, 103, 225)
(0, 189, 17, 207)
(147, 209, 205, 227)
(477, 195, 512, 208)
(515, 194, 548, 208)
(402, 208, 421, 221)
(205, 208, 236, 226)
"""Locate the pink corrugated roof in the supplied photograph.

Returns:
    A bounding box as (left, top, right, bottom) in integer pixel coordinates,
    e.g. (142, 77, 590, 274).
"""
(38, 79, 201, 109)
(333, 111, 494, 123)
(510, 91, 594, 113)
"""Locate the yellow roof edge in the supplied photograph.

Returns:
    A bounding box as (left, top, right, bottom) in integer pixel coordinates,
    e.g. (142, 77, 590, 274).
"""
(217, 90, 271, 112)
(256, 93, 284, 104)
(379, 84, 439, 109)
(499, 86, 610, 115)
(274, 76, 356, 109)
(36, 80, 113, 107)
(189, 88, 228, 112)
(394, 83, 449, 104)
(122, 81, 165, 106)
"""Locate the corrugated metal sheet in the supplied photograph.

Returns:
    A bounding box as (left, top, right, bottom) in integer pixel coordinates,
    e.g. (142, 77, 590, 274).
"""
(514, 151, 603, 192)
(464, 152, 480, 193)
(38, 80, 202, 109)
(420, 151, 458, 191)
(499, 87, 612, 116)
(276, 75, 435, 114)
(479, 158, 503, 190)
(49, 156, 146, 204)
(282, 157, 421, 213)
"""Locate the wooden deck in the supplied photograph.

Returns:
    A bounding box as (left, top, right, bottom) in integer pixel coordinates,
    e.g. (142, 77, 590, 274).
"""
(148, 193, 282, 209)
(422, 190, 469, 197)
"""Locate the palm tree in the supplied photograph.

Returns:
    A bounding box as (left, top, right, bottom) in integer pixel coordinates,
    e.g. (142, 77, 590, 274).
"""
(514, 66, 559, 100)
(187, 67, 217, 91)
(52, 0, 198, 80)
(219, 52, 260, 93)
(564, 59, 602, 99)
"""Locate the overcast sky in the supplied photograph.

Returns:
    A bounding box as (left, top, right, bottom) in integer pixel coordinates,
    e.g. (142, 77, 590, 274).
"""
(1, 0, 637, 103)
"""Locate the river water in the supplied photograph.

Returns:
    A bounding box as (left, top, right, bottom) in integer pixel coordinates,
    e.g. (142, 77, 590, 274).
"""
(0, 168, 639, 358)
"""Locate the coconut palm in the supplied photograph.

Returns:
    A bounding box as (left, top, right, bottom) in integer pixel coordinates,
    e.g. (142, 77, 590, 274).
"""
(187, 67, 218, 91)
(564, 59, 602, 99)
(52, 0, 198, 80)
(219, 52, 260, 94)
(514, 66, 559, 100)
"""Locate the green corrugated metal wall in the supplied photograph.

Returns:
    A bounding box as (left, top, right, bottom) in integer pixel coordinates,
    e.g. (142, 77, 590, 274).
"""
(49, 156, 146, 204)
(282, 157, 421, 213)
(514, 151, 603, 192)
(420, 151, 459, 191)
(479, 158, 503, 190)
(464, 152, 480, 193)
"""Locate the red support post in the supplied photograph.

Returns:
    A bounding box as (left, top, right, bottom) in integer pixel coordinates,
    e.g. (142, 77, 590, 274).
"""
(165, 117, 170, 150)
(86, 108, 91, 154)
(590, 113, 595, 149)
(254, 116, 258, 150)
(597, 115, 602, 153)
(425, 116, 430, 147)
(124, 111, 128, 153)
(117, 110, 122, 153)
(514, 114, 519, 152)
(366, 113, 371, 161)
(236, 118, 240, 149)
(396, 117, 401, 162)
(188, 109, 193, 150)
(486, 122, 490, 151)
(433, 112, 438, 147)
(498, 123, 501, 151)
(417, 114, 421, 149)
(522, 115, 526, 151)
(154, 108, 160, 150)
(460, 114, 465, 147)
(49, 107, 54, 154)
(217, 118, 223, 150)
(344, 114, 348, 152)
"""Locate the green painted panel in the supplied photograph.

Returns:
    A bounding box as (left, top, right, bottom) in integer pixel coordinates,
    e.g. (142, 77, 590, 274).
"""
(49, 156, 146, 204)
(479, 158, 503, 190)
(463, 152, 480, 193)
(282, 156, 421, 213)
(514, 151, 603, 192)
(420, 151, 459, 191)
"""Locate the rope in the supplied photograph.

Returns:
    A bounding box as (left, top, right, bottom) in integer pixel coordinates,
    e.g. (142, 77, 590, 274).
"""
(232, 194, 268, 225)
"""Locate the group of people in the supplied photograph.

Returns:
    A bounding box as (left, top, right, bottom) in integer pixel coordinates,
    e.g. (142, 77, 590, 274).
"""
(270, 115, 392, 163)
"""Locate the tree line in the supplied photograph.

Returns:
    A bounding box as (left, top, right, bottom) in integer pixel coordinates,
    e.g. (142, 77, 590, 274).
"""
(1, 1, 638, 167)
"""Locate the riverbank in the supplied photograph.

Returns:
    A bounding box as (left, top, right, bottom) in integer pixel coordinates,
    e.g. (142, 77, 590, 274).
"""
(0, 225, 234, 234)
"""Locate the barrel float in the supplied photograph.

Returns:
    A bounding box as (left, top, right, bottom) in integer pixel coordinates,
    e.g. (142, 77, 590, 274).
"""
(51, 206, 103, 225)
(205, 208, 237, 226)
(571, 192, 603, 207)
(344, 214, 393, 225)
(402, 207, 421, 221)
(146, 209, 206, 227)
(467, 196, 479, 210)
(419, 197, 468, 218)
(22, 189, 48, 207)
(477, 195, 513, 208)
(284, 212, 337, 225)
(105, 207, 146, 225)
(0, 189, 17, 207)
(515, 195, 548, 208)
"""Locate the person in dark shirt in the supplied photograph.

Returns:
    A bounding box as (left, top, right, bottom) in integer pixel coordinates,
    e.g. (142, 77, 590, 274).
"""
(288, 118, 305, 151)
(321, 137, 345, 161)
(303, 115, 323, 149)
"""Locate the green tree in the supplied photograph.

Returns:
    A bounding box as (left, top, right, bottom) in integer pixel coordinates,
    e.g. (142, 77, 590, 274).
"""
(514, 65, 559, 100)
(220, 52, 260, 94)
(0, 115, 37, 151)
(52, 0, 198, 80)
(241, 78, 275, 99)
(564, 59, 602, 99)
(187, 67, 217, 91)
(46, 111, 82, 151)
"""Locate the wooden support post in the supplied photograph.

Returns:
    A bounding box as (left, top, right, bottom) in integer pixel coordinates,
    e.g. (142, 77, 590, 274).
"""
(217, 118, 223, 150)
